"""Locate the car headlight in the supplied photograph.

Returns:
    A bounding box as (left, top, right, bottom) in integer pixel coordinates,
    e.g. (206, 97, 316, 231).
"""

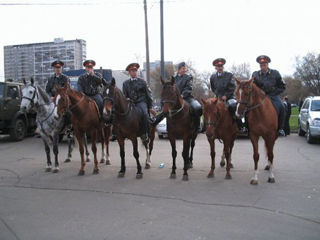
(312, 119, 320, 126)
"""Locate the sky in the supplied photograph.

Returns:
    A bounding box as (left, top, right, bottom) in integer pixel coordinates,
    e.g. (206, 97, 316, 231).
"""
(1, 0, 320, 82)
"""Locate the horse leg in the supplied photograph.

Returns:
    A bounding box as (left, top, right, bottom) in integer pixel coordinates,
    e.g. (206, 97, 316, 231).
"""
(145, 127, 154, 169)
(182, 137, 191, 181)
(105, 125, 111, 165)
(132, 138, 143, 179)
(144, 142, 151, 169)
(188, 138, 195, 168)
(42, 138, 52, 172)
(250, 135, 260, 185)
(84, 133, 91, 162)
(207, 138, 215, 178)
(229, 136, 235, 169)
(64, 137, 73, 163)
(52, 133, 60, 173)
(117, 137, 126, 178)
(168, 133, 177, 179)
(264, 138, 276, 183)
(224, 141, 232, 179)
(91, 130, 99, 174)
(76, 132, 86, 176)
(220, 152, 225, 167)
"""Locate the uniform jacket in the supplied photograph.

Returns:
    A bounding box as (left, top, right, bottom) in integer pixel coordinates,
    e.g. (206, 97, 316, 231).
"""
(210, 71, 235, 100)
(77, 72, 106, 96)
(122, 78, 153, 108)
(252, 69, 286, 96)
(175, 74, 194, 101)
(45, 73, 70, 97)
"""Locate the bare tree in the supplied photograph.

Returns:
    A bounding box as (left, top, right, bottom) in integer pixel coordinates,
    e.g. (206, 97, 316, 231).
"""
(294, 52, 320, 95)
(150, 64, 174, 101)
(281, 76, 310, 103)
(227, 63, 251, 80)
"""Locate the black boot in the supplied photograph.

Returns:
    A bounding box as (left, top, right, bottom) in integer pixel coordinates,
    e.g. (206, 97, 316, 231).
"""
(152, 113, 164, 127)
(66, 124, 73, 139)
(142, 122, 150, 143)
(277, 105, 286, 137)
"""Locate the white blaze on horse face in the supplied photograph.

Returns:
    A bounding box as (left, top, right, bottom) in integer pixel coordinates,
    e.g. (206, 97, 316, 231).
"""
(54, 94, 61, 118)
(106, 89, 109, 95)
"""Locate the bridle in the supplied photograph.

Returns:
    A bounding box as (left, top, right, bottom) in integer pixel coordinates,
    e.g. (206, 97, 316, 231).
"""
(59, 89, 85, 115)
(22, 85, 37, 108)
(237, 83, 266, 112)
(204, 104, 227, 133)
(103, 89, 131, 116)
(161, 86, 186, 118)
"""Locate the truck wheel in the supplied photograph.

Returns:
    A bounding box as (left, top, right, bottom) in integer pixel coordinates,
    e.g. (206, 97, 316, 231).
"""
(10, 119, 26, 141)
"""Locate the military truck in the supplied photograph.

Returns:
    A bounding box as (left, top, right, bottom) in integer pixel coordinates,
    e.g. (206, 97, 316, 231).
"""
(0, 80, 37, 141)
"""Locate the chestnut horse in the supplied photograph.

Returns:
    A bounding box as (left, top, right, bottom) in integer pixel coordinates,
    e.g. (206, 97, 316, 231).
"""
(160, 76, 198, 181)
(201, 98, 237, 179)
(102, 78, 155, 179)
(235, 78, 277, 185)
(54, 83, 111, 175)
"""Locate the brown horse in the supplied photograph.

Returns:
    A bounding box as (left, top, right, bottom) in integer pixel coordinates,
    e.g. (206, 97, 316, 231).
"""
(102, 78, 155, 179)
(201, 98, 237, 179)
(235, 78, 277, 185)
(160, 76, 198, 181)
(54, 82, 111, 175)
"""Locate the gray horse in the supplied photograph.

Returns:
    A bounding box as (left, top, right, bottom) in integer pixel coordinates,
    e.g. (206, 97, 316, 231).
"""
(20, 78, 73, 173)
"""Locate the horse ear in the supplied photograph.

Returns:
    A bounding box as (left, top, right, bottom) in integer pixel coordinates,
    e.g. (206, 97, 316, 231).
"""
(111, 77, 116, 86)
(212, 98, 218, 104)
(23, 78, 26, 85)
(160, 77, 165, 86)
(171, 76, 175, 85)
(201, 97, 206, 106)
(30, 77, 34, 86)
(55, 84, 61, 91)
(235, 77, 241, 85)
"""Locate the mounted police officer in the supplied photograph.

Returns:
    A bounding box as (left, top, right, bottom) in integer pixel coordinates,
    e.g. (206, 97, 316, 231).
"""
(77, 60, 107, 117)
(210, 58, 246, 132)
(45, 60, 73, 139)
(252, 55, 286, 137)
(122, 63, 153, 143)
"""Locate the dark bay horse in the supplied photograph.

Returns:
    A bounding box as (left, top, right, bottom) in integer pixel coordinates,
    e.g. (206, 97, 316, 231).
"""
(235, 78, 277, 185)
(160, 76, 198, 181)
(20, 78, 73, 173)
(54, 83, 110, 175)
(102, 78, 155, 179)
(201, 98, 237, 179)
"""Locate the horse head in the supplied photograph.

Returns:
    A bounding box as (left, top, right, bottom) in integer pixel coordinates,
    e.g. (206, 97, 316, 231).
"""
(160, 76, 180, 116)
(54, 82, 70, 119)
(235, 78, 253, 119)
(102, 77, 117, 118)
(201, 98, 221, 139)
(20, 77, 38, 113)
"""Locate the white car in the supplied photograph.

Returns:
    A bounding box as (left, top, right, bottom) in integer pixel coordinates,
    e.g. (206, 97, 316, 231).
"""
(298, 96, 320, 144)
(156, 118, 167, 139)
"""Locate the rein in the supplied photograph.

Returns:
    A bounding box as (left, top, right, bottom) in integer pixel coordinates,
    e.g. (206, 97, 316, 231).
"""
(162, 89, 187, 118)
(63, 90, 85, 114)
(103, 91, 132, 117)
(238, 83, 266, 111)
(204, 103, 227, 132)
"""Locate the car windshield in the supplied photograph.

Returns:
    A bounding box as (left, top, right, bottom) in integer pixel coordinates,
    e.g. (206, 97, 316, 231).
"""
(311, 100, 320, 111)
(0, 84, 4, 98)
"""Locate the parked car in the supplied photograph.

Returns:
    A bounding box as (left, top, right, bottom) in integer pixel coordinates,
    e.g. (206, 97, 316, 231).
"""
(156, 118, 167, 139)
(298, 96, 320, 144)
(0, 80, 37, 141)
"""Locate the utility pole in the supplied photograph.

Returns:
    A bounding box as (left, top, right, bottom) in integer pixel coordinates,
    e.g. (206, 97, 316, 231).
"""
(144, 0, 151, 85)
(160, 0, 165, 79)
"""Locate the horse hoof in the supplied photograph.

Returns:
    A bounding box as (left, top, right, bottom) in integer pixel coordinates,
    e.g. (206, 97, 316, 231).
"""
(230, 163, 234, 168)
(100, 159, 105, 164)
(78, 170, 85, 176)
(106, 160, 111, 165)
(86, 159, 90, 162)
(220, 162, 225, 167)
(268, 177, 275, 183)
(207, 173, 214, 178)
(136, 173, 143, 179)
(225, 174, 232, 180)
(182, 175, 189, 181)
(145, 164, 150, 169)
(118, 172, 125, 178)
(250, 179, 258, 185)
(265, 165, 270, 171)
(52, 168, 60, 173)
(93, 169, 99, 174)
(170, 174, 176, 179)
(64, 158, 71, 163)
(45, 168, 52, 172)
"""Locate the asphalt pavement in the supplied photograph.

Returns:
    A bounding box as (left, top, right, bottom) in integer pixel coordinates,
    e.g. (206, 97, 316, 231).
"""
(0, 133, 319, 240)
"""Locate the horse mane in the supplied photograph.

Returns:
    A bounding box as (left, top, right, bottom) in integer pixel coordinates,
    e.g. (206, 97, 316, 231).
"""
(36, 84, 51, 104)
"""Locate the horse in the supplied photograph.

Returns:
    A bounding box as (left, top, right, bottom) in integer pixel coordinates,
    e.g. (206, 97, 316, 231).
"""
(54, 82, 111, 175)
(235, 78, 278, 185)
(102, 78, 156, 179)
(20, 78, 73, 173)
(160, 76, 198, 181)
(201, 98, 237, 179)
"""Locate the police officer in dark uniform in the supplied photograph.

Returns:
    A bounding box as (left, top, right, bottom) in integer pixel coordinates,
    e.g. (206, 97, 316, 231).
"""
(210, 58, 246, 132)
(175, 62, 203, 131)
(122, 63, 153, 142)
(45, 60, 73, 139)
(252, 55, 286, 137)
(77, 60, 107, 116)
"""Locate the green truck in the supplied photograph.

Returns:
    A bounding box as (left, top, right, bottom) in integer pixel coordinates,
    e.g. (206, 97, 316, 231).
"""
(0, 80, 37, 141)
